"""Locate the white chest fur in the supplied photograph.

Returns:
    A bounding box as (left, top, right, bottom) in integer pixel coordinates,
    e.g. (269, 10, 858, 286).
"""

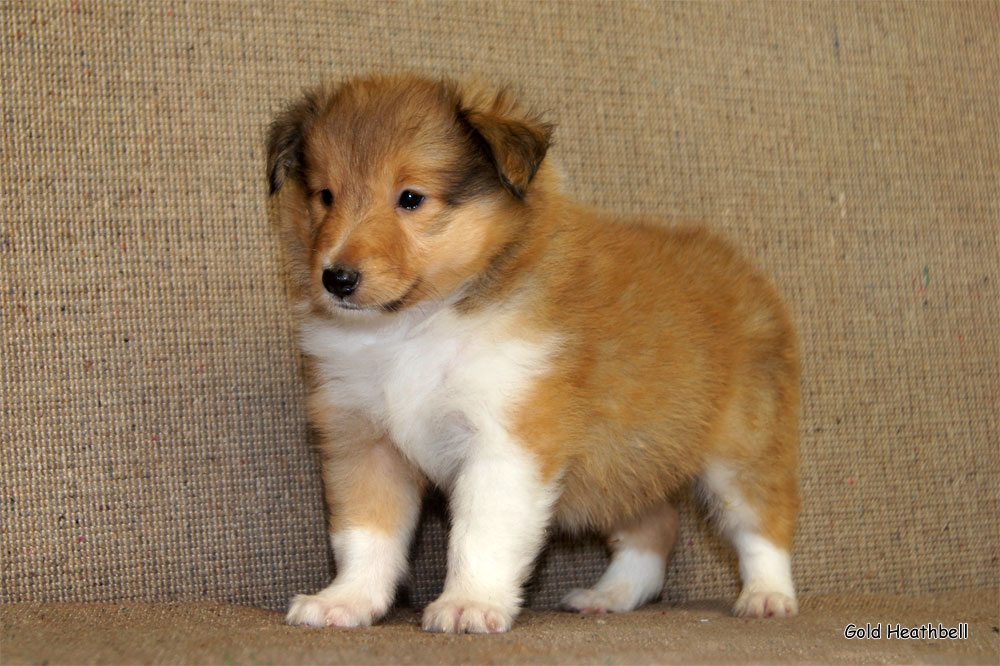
(298, 305, 556, 486)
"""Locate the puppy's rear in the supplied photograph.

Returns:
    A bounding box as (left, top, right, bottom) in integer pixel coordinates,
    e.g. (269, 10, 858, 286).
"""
(267, 73, 800, 633)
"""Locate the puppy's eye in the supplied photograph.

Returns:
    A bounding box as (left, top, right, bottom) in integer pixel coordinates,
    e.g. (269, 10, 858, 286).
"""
(318, 189, 334, 207)
(398, 190, 424, 210)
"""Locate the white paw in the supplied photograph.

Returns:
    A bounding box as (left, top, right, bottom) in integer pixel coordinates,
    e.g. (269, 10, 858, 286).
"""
(422, 598, 514, 634)
(560, 584, 635, 614)
(285, 592, 379, 628)
(733, 589, 798, 618)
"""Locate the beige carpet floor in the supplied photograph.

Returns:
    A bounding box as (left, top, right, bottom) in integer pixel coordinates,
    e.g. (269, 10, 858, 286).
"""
(2, 591, 998, 665)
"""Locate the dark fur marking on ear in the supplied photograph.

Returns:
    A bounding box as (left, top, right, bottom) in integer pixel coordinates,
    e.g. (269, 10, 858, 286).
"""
(265, 90, 324, 196)
(442, 114, 505, 206)
(478, 115, 551, 199)
(452, 88, 552, 201)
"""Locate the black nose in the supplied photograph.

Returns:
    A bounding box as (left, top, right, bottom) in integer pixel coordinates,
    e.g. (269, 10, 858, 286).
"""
(322, 265, 361, 298)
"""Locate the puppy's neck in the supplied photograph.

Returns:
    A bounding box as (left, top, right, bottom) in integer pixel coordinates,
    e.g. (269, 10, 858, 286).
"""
(453, 162, 563, 315)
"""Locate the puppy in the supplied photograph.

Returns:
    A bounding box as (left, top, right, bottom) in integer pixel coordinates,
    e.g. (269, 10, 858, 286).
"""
(266, 74, 800, 634)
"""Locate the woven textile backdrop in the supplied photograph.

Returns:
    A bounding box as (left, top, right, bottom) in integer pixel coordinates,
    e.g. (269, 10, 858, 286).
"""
(2, 2, 998, 611)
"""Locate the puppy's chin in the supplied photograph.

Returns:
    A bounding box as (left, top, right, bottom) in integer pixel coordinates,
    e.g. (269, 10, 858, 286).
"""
(318, 297, 398, 320)
(315, 282, 424, 320)
(331, 301, 388, 318)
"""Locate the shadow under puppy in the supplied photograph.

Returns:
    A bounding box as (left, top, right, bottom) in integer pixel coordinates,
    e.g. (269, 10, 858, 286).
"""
(266, 74, 800, 634)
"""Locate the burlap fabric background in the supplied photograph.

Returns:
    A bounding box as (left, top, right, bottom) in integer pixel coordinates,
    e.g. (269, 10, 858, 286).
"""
(2, 1, 997, 613)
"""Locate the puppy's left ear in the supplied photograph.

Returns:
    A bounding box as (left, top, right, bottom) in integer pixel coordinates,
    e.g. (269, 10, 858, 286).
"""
(266, 90, 323, 196)
(458, 88, 552, 199)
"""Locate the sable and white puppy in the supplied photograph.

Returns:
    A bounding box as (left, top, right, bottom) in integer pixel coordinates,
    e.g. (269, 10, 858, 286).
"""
(266, 74, 800, 634)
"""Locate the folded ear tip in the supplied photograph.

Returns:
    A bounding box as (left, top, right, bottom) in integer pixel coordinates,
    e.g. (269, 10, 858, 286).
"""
(455, 85, 552, 199)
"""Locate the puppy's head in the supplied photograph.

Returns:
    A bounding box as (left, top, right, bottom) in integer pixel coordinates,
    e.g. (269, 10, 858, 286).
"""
(266, 74, 551, 317)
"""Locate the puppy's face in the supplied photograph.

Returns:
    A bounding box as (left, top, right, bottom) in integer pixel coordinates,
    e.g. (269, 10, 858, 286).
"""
(266, 75, 550, 317)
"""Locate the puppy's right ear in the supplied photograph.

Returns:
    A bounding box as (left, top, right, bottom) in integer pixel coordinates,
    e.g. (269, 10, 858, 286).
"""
(266, 91, 322, 196)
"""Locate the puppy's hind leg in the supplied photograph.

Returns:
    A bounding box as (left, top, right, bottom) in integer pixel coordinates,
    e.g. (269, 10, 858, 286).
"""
(561, 499, 679, 614)
(700, 459, 799, 618)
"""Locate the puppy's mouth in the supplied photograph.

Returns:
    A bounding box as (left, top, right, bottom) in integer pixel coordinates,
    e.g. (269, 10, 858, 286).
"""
(335, 279, 422, 314)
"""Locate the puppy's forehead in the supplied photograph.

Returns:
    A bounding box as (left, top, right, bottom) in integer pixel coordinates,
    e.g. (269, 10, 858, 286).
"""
(306, 80, 458, 174)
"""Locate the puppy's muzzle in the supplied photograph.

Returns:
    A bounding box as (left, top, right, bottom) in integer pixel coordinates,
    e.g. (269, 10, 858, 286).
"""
(322, 264, 361, 299)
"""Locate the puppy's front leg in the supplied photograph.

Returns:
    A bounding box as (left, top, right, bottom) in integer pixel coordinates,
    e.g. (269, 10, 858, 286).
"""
(423, 443, 556, 634)
(287, 417, 424, 628)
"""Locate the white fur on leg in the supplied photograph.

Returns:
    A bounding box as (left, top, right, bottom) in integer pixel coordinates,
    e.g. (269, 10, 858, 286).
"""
(286, 527, 411, 628)
(422, 445, 557, 634)
(699, 461, 798, 618)
(561, 547, 665, 613)
(731, 531, 798, 618)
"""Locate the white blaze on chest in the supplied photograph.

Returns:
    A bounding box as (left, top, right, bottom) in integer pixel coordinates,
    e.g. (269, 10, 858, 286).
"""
(299, 306, 556, 486)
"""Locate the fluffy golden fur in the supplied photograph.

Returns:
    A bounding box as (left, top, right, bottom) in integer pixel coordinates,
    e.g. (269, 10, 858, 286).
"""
(267, 74, 800, 633)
